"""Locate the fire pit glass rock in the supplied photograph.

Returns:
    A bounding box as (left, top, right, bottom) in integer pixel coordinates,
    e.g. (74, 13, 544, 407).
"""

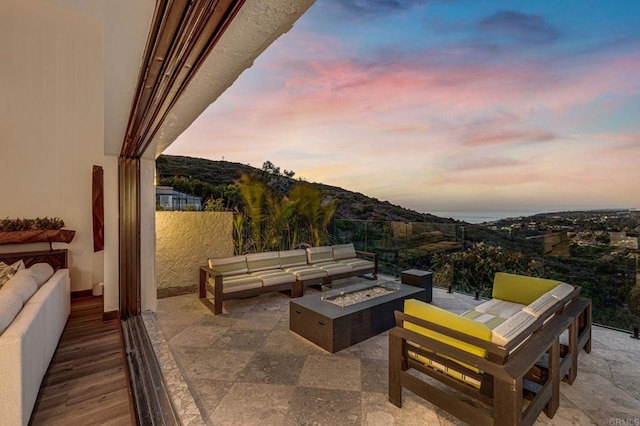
(321, 281, 401, 307)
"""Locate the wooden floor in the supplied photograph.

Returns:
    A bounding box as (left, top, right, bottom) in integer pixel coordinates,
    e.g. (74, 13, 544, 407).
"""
(30, 296, 135, 426)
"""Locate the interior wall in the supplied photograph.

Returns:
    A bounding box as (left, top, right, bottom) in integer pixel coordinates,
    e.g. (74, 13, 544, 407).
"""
(0, 0, 104, 292)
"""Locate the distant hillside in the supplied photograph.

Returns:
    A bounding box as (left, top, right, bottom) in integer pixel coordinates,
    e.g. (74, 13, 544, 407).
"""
(156, 155, 453, 223)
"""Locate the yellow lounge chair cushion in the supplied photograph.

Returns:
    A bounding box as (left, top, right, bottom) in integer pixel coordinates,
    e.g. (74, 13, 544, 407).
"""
(403, 299, 492, 387)
(492, 272, 561, 305)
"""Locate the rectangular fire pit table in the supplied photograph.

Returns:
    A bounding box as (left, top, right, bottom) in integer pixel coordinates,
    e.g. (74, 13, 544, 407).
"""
(289, 278, 426, 353)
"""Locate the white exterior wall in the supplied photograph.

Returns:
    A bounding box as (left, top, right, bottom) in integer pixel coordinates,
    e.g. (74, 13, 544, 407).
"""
(0, 0, 104, 292)
(156, 212, 234, 291)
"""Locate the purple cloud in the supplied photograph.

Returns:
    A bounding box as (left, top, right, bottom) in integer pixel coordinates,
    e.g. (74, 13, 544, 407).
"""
(328, 0, 432, 15)
(478, 11, 560, 44)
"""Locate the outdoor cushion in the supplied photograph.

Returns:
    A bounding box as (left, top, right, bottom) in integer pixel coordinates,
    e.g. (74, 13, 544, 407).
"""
(337, 258, 373, 272)
(306, 246, 334, 264)
(251, 269, 296, 287)
(523, 291, 559, 317)
(209, 256, 248, 275)
(491, 311, 538, 346)
(332, 243, 357, 260)
(403, 299, 492, 387)
(551, 283, 575, 300)
(282, 265, 327, 280)
(311, 261, 353, 276)
(462, 310, 507, 330)
(246, 252, 281, 273)
(492, 272, 561, 305)
(214, 274, 262, 293)
(279, 250, 308, 268)
(474, 299, 525, 318)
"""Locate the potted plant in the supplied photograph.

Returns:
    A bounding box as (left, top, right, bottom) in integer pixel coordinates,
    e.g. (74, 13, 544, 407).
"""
(0, 217, 75, 247)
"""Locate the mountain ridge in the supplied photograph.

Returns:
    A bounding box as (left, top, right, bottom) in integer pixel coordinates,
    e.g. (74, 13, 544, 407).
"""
(156, 154, 454, 223)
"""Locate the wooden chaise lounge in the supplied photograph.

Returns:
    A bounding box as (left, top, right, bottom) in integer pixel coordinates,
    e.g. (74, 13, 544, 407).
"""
(389, 273, 592, 426)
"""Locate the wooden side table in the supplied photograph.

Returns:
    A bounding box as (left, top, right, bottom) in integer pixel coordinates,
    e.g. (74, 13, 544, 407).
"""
(400, 269, 432, 302)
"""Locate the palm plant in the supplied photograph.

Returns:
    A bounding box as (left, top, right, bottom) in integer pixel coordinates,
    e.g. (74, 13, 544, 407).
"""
(289, 183, 336, 247)
(237, 174, 267, 251)
(263, 194, 295, 251)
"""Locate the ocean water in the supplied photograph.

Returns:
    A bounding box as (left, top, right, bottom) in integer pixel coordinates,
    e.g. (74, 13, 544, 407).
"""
(427, 211, 542, 224)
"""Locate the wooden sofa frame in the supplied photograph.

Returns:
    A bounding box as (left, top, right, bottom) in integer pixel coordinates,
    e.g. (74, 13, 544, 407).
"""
(389, 289, 591, 426)
(199, 248, 378, 315)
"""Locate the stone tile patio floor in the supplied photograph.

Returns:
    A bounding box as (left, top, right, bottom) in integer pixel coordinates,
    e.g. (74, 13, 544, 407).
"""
(143, 284, 640, 425)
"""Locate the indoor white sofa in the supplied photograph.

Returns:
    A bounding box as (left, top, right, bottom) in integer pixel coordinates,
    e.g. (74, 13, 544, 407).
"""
(0, 262, 70, 426)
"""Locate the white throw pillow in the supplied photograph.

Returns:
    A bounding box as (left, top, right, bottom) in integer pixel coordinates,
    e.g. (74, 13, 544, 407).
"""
(26, 263, 55, 287)
(2, 274, 38, 304)
(0, 290, 23, 334)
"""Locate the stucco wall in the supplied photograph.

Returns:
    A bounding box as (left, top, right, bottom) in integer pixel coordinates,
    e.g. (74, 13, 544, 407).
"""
(0, 1, 104, 292)
(155, 212, 233, 292)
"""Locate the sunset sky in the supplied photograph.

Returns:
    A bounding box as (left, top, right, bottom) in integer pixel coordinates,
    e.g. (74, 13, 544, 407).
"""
(165, 0, 640, 216)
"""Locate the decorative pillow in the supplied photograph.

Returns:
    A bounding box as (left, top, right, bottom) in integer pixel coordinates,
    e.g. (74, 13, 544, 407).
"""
(0, 290, 24, 335)
(2, 274, 38, 304)
(0, 260, 25, 290)
(25, 263, 54, 287)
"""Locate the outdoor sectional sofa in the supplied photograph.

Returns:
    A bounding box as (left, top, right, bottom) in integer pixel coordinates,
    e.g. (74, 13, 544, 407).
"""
(199, 243, 377, 314)
(389, 272, 592, 426)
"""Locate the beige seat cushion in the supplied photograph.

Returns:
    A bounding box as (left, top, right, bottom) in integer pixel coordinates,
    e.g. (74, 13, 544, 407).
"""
(475, 298, 525, 318)
(551, 283, 575, 300)
(214, 274, 262, 293)
(523, 291, 560, 317)
(246, 252, 281, 273)
(337, 258, 373, 272)
(282, 265, 327, 280)
(332, 243, 357, 260)
(279, 250, 309, 268)
(311, 261, 353, 276)
(209, 256, 248, 275)
(251, 270, 296, 287)
(462, 310, 507, 330)
(306, 246, 334, 264)
(491, 311, 538, 346)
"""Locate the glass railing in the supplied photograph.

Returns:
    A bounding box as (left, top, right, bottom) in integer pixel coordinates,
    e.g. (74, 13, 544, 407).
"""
(332, 219, 640, 332)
